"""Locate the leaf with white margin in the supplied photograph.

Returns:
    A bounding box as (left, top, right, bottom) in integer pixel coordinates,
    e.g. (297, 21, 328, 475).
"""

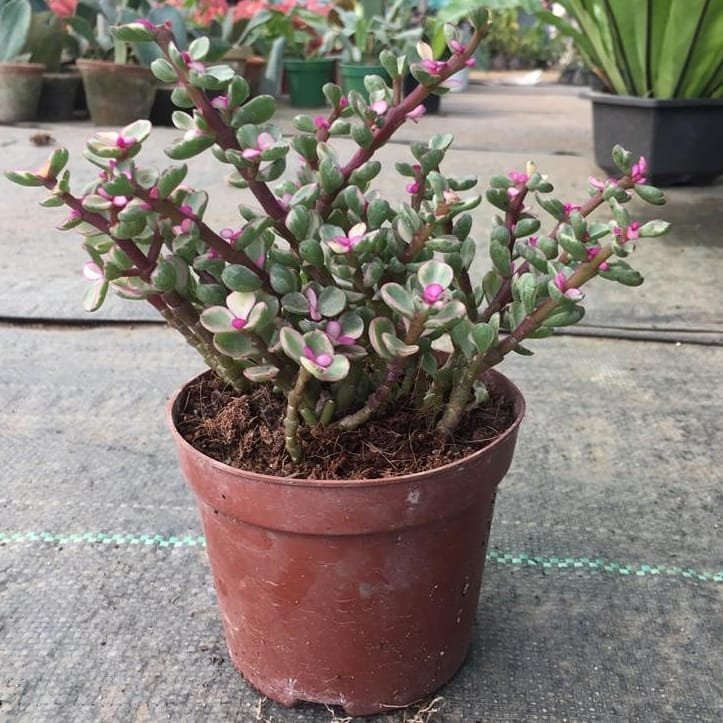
(380, 283, 415, 319)
(418, 259, 454, 289)
(243, 365, 280, 383)
(214, 332, 259, 359)
(369, 317, 397, 360)
(279, 327, 304, 362)
(318, 286, 346, 317)
(381, 332, 419, 358)
(200, 306, 234, 333)
(424, 300, 467, 329)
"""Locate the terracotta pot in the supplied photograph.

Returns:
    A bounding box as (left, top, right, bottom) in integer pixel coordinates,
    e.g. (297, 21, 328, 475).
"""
(168, 370, 525, 716)
(0, 63, 45, 123)
(76, 59, 156, 126)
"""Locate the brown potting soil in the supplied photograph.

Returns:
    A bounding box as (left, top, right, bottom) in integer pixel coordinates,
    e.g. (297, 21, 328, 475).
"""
(175, 372, 515, 480)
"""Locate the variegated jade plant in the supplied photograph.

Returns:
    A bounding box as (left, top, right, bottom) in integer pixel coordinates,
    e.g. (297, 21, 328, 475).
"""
(6, 10, 670, 463)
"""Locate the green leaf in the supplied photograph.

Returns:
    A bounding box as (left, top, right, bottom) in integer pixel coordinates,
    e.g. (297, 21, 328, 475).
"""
(380, 283, 416, 319)
(227, 76, 250, 108)
(83, 280, 108, 312)
(150, 259, 178, 292)
(351, 123, 374, 148)
(300, 354, 350, 383)
(188, 36, 210, 61)
(158, 165, 188, 199)
(486, 188, 511, 212)
(280, 327, 305, 362)
(639, 220, 671, 238)
(612, 145, 633, 175)
(222, 264, 263, 292)
(489, 240, 512, 277)
(634, 184, 666, 206)
(269, 263, 298, 295)
(151, 58, 178, 83)
(381, 333, 419, 358)
(214, 332, 259, 359)
(111, 22, 155, 43)
(598, 261, 644, 287)
(318, 287, 346, 317)
(541, 304, 585, 328)
(243, 365, 279, 383)
(200, 306, 234, 332)
(319, 158, 344, 193)
(367, 199, 390, 229)
(470, 322, 495, 354)
(165, 134, 215, 160)
(299, 239, 324, 266)
(557, 228, 587, 262)
(231, 95, 276, 126)
(514, 217, 541, 238)
(196, 283, 227, 305)
(5, 170, 45, 187)
(281, 292, 309, 315)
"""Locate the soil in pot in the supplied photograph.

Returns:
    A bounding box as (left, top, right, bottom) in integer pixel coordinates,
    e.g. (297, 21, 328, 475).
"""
(175, 372, 516, 479)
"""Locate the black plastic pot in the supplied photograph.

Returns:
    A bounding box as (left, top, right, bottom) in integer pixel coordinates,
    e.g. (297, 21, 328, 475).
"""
(403, 74, 441, 115)
(38, 72, 82, 121)
(587, 92, 723, 186)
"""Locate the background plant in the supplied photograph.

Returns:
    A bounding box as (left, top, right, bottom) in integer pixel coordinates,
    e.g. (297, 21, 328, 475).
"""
(8, 9, 670, 464)
(540, 0, 723, 98)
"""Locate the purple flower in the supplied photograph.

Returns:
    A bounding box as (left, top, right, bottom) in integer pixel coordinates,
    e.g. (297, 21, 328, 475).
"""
(586, 246, 610, 271)
(406, 181, 420, 194)
(325, 320, 358, 346)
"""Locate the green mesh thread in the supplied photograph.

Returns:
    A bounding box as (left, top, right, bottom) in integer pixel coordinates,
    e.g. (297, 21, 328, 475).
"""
(1, 530, 721, 583)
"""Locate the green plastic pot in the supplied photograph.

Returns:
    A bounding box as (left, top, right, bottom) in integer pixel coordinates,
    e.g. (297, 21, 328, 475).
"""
(340, 63, 391, 102)
(283, 58, 336, 109)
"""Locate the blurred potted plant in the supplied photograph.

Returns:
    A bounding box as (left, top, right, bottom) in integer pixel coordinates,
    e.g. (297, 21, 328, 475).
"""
(331, 0, 422, 101)
(0, 0, 56, 122)
(69, 0, 186, 124)
(238, 1, 335, 108)
(8, 8, 673, 714)
(540, 0, 723, 185)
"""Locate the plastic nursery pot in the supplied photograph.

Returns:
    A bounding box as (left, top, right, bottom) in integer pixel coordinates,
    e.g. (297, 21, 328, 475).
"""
(0, 63, 45, 123)
(283, 57, 336, 108)
(38, 71, 82, 122)
(339, 63, 391, 103)
(168, 370, 525, 717)
(76, 59, 156, 126)
(403, 73, 441, 114)
(587, 91, 723, 186)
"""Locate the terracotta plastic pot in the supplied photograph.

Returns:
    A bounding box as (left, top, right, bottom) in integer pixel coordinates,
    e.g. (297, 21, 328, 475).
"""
(168, 370, 525, 716)
(0, 63, 45, 123)
(77, 59, 156, 126)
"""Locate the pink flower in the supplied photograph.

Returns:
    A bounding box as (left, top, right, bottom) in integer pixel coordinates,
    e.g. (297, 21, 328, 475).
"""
(314, 116, 329, 131)
(325, 320, 357, 346)
(422, 283, 444, 305)
(417, 41, 447, 75)
(180, 51, 206, 74)
(370, 99, 388, 116)
(563, 202, 581, 216)
(508, 171, 528, 185)
(553, 271, 583, 300)
(211, 95, 228, 110)
(242, 132, 275, 161)
(449, 39, 466, 55)
(613, 221, 642, 244)
(327, 222, 366, 254)
(631, 156, 647, 184)
(303, 286, 321, 322)
(338, 96, 349, 109)
(303, 346, 332, 368)
(528, 235, 538, 247)
(586, 246, 609, 271)
(406, 181, 420, 194)
(405, 104, 426, 123)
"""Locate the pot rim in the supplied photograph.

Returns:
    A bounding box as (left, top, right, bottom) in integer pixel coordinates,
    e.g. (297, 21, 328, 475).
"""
(76, 58, 154, 78)
(167, 368, 525, 488)
(582, 90, 723, 108)
(0, 62, 45, 74)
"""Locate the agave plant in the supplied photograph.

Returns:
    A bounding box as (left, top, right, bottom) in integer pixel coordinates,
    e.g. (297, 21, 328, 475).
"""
(540, 0, 723, 98)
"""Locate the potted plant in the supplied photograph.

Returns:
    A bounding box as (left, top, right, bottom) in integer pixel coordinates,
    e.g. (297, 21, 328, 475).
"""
(69, 0, 187, 125)
(7, 9, 672, 717)
(331, 0, 422, 101)
(540, 0, 723, 185)
(238, 1, 335, 108)
(0, 0, 50, 122)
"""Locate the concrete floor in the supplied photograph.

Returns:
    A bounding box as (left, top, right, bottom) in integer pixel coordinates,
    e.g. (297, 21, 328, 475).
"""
(1, 79, 721, 721)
